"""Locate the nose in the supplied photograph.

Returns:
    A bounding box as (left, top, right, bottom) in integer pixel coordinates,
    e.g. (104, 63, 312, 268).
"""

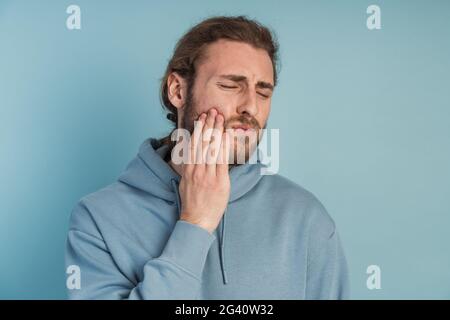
(236, 89, 258, 118)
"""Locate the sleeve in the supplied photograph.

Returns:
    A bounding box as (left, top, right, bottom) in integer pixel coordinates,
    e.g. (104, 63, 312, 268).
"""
(65, 201, 216, 300)
(304, 200, 350, 300)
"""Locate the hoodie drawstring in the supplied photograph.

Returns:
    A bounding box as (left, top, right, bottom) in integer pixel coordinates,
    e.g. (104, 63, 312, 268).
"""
(171, 178, 228, 285)
(218, 209, 228, 284)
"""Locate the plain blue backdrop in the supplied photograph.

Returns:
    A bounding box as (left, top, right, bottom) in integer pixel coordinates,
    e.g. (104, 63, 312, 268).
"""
(1, 0, 449, 299)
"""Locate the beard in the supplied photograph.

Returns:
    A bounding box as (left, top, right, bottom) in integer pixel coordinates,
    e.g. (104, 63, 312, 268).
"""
(181, 88, 265, 167)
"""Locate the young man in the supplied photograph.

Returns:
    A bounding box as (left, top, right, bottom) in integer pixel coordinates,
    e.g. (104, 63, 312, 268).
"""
(65, 16, 350, 299)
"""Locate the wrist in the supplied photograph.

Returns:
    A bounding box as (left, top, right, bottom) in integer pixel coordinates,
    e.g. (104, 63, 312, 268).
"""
(179, 217, 213, 234)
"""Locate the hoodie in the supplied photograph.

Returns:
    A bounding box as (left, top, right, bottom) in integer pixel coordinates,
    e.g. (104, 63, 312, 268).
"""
(65, 137, 350, 299)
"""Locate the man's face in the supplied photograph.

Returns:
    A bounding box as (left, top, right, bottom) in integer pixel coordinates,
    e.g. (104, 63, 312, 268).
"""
(182, 39, 274, 164)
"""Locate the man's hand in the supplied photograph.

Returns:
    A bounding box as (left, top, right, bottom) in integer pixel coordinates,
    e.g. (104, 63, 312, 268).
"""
(178, 108, 231, 234)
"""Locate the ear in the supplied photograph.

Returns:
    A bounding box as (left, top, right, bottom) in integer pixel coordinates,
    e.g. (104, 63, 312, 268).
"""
(167, 72, 188, 110)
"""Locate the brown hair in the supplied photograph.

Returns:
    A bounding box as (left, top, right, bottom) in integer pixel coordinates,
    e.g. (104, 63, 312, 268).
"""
(158, 15, 279, 150)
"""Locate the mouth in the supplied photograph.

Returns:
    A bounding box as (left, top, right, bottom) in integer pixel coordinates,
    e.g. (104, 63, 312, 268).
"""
(230, 124, 252, 131)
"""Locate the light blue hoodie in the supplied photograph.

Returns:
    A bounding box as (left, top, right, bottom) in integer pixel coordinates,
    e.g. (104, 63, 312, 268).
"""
(65, 137, 350, 299)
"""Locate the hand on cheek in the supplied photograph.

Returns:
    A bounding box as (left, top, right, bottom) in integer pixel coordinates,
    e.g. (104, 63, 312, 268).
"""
(178, 107, 231, 234)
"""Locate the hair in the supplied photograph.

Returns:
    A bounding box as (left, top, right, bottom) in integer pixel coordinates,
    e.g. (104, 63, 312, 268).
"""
(158, 15, 279, 151)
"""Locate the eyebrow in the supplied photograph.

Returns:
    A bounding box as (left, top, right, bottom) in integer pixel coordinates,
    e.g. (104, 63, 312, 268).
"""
(218, 74, 274, 91)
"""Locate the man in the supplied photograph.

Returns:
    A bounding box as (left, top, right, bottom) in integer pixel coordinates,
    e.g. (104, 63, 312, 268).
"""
(65, 16, 349, 299)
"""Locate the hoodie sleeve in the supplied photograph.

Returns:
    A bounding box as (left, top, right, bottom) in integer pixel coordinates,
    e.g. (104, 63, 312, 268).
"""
(65, 201, 216, 300)
(304, 200, 350, 300)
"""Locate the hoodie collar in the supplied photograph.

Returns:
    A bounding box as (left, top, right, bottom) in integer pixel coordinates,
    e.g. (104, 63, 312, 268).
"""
(118, 137, 266, 203)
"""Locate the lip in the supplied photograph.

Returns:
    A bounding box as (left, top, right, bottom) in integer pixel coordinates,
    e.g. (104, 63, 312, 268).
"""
(231, 124, 252, 131)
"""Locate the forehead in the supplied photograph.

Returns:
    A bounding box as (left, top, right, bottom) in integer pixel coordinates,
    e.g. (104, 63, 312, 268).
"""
(196, 39, 274, 85)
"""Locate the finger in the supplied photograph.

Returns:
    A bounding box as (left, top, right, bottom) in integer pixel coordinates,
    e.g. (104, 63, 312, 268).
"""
(217, 129, 231, 176)
(206, 113, 224, 175)
(187, 112, 206, 170)
(201, 108, 217, 164)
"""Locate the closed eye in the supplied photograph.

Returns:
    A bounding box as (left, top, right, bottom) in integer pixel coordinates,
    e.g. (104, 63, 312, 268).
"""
(258, 92, 270, 99)
(218, 83, 239, 90)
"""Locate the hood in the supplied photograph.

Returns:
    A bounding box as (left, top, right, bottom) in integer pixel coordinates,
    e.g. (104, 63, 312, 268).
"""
(118, 137, 267, 285)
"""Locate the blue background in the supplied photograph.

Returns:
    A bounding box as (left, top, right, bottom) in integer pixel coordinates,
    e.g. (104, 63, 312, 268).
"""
(1, 0, 449, 299)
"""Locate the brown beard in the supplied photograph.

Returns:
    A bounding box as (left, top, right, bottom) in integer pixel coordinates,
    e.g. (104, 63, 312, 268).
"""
(167, 85, 266, 166)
